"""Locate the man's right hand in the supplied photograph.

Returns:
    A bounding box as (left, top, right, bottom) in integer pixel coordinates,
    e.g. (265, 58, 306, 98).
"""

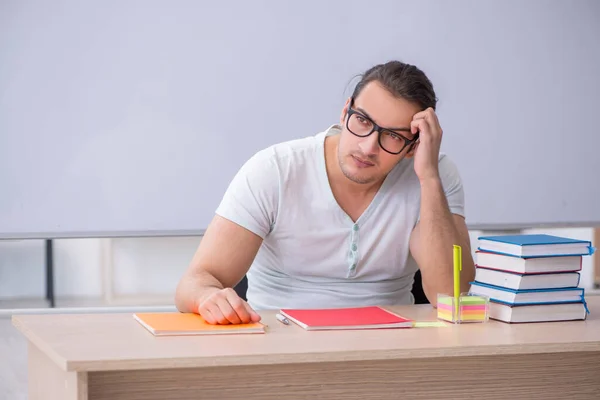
(198, 287, 261, 324)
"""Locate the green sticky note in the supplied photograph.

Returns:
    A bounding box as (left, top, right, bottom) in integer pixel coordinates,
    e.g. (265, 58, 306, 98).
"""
(414, 321, 448, 328)
(460, 296, 488, 305)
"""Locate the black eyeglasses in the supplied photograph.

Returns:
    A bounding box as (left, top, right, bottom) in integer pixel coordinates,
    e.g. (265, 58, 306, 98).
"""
(346, 98, 419, 155)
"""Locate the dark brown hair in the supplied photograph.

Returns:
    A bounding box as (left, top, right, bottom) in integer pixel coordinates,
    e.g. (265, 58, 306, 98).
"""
(351, 60, 437, 111)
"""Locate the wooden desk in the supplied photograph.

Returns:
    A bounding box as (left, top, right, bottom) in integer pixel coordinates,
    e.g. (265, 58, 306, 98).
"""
(12, 297, 600, 400)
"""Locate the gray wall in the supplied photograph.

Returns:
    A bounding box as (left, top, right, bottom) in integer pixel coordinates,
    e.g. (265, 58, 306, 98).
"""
(1, 0, 599, 238)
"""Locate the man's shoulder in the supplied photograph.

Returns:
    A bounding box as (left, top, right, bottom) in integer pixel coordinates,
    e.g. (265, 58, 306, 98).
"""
(253, 125, 335, 165)
(437, 152, 455, 165)
(437, 152, 461, 177)
(269, 132, 323, 158)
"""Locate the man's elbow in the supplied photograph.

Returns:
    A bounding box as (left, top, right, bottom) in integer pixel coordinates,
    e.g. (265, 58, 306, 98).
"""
(174, 272, 202, 314)
(422, 270, 474, 307)
(174, 278, 190, 313)
(422, 280, 451, 308)
(462, 269, 475, 292)
(462, 257, 476, 291)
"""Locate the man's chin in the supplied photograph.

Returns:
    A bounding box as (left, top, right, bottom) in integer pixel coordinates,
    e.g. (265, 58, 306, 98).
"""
(341, 166, 377, 185)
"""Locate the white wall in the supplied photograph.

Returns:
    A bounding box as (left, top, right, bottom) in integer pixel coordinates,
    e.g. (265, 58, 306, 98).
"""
(0, 236, 200, 301)
(0, 229, 596, 303)
(3, 1, 600, 237)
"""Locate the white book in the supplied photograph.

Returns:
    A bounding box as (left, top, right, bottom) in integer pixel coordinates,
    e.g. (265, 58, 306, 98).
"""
(489, 301, 588, 323)
(475, 251, 582, 274)
(474, 267, 580, 290)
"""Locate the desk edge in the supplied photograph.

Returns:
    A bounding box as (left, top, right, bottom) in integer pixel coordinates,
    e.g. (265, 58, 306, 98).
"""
(63, 341, 600, 372)
(11, 315, 69, 370)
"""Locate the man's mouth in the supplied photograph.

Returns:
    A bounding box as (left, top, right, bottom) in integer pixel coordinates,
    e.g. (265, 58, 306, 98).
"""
(351, 155, 375, 167)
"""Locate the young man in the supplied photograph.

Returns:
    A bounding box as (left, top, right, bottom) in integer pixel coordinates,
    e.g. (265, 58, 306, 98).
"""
(175, 60, 475, 324)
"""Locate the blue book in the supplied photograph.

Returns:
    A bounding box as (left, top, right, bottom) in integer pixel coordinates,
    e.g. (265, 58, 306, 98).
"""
(477, 234, 595, 257)
(469, 281, 585, 306)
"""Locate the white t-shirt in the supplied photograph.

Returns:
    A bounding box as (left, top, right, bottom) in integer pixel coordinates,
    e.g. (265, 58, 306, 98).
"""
(215, 124, 465, 310)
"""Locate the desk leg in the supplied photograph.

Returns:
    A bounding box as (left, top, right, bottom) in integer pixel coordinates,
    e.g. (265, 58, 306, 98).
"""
(45, 239, 55, 308)
(28, 342, 88, 400)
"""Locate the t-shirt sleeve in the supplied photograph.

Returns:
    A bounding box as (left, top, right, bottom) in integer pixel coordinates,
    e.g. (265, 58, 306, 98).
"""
(438, 154, 465, 217)
(215, 148, 279, 239)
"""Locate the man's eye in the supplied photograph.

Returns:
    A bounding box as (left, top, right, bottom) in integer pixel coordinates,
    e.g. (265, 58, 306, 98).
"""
(357, 116, 368, 125)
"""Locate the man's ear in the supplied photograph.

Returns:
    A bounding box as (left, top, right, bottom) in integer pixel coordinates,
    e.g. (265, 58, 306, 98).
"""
(340, 98, 351, 125)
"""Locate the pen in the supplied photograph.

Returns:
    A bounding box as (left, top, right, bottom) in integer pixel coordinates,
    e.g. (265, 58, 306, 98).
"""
(276, 313, 290, 325)
(453, 244, 462, 318)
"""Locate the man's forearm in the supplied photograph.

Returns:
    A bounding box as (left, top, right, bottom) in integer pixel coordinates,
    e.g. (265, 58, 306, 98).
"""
(174, 270, 224, 313)
(417, 178, 474, 300)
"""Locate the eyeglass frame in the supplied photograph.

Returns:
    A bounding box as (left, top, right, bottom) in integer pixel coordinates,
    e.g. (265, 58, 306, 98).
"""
(345, 97, 420, 155)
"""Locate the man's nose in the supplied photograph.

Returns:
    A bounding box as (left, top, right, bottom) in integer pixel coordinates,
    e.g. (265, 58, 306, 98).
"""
(358, 130, 380, 156)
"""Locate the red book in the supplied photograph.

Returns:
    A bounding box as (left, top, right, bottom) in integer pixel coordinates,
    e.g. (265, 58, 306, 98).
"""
(279, 306, 413, 330)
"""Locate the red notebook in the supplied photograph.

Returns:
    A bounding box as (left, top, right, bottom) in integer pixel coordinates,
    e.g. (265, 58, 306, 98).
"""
(279, 306, 413, 330)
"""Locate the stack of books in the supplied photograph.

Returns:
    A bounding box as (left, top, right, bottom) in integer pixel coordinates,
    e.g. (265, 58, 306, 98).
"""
(468, 234, 595, 323)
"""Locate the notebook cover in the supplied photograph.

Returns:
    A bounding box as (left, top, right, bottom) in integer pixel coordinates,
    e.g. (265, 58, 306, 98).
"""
(133, 312, 265, 335)
(279, 306, 412, 327)
(477, 234, 591, 246)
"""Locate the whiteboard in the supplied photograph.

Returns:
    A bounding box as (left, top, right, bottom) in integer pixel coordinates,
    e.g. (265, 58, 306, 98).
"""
(1, 0, 599, 239)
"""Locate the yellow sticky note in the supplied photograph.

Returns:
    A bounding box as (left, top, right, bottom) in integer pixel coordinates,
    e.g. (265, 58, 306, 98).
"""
(414, 321, 448, 328)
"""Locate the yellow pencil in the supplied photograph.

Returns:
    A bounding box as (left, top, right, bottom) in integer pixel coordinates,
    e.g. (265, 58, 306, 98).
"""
(453, 245, 462, 319)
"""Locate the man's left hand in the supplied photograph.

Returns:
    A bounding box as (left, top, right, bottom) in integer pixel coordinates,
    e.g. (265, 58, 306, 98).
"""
(410, 107, 443, 182)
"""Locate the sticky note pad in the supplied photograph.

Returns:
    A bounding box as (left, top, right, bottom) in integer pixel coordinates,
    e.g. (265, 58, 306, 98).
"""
(436, 293, 490, 323)
(460, 296, 488, 305)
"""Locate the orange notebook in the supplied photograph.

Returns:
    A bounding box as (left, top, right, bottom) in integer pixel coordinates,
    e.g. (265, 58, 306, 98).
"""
(133, 312, 265, 336)
(279, 306, 413, 330)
